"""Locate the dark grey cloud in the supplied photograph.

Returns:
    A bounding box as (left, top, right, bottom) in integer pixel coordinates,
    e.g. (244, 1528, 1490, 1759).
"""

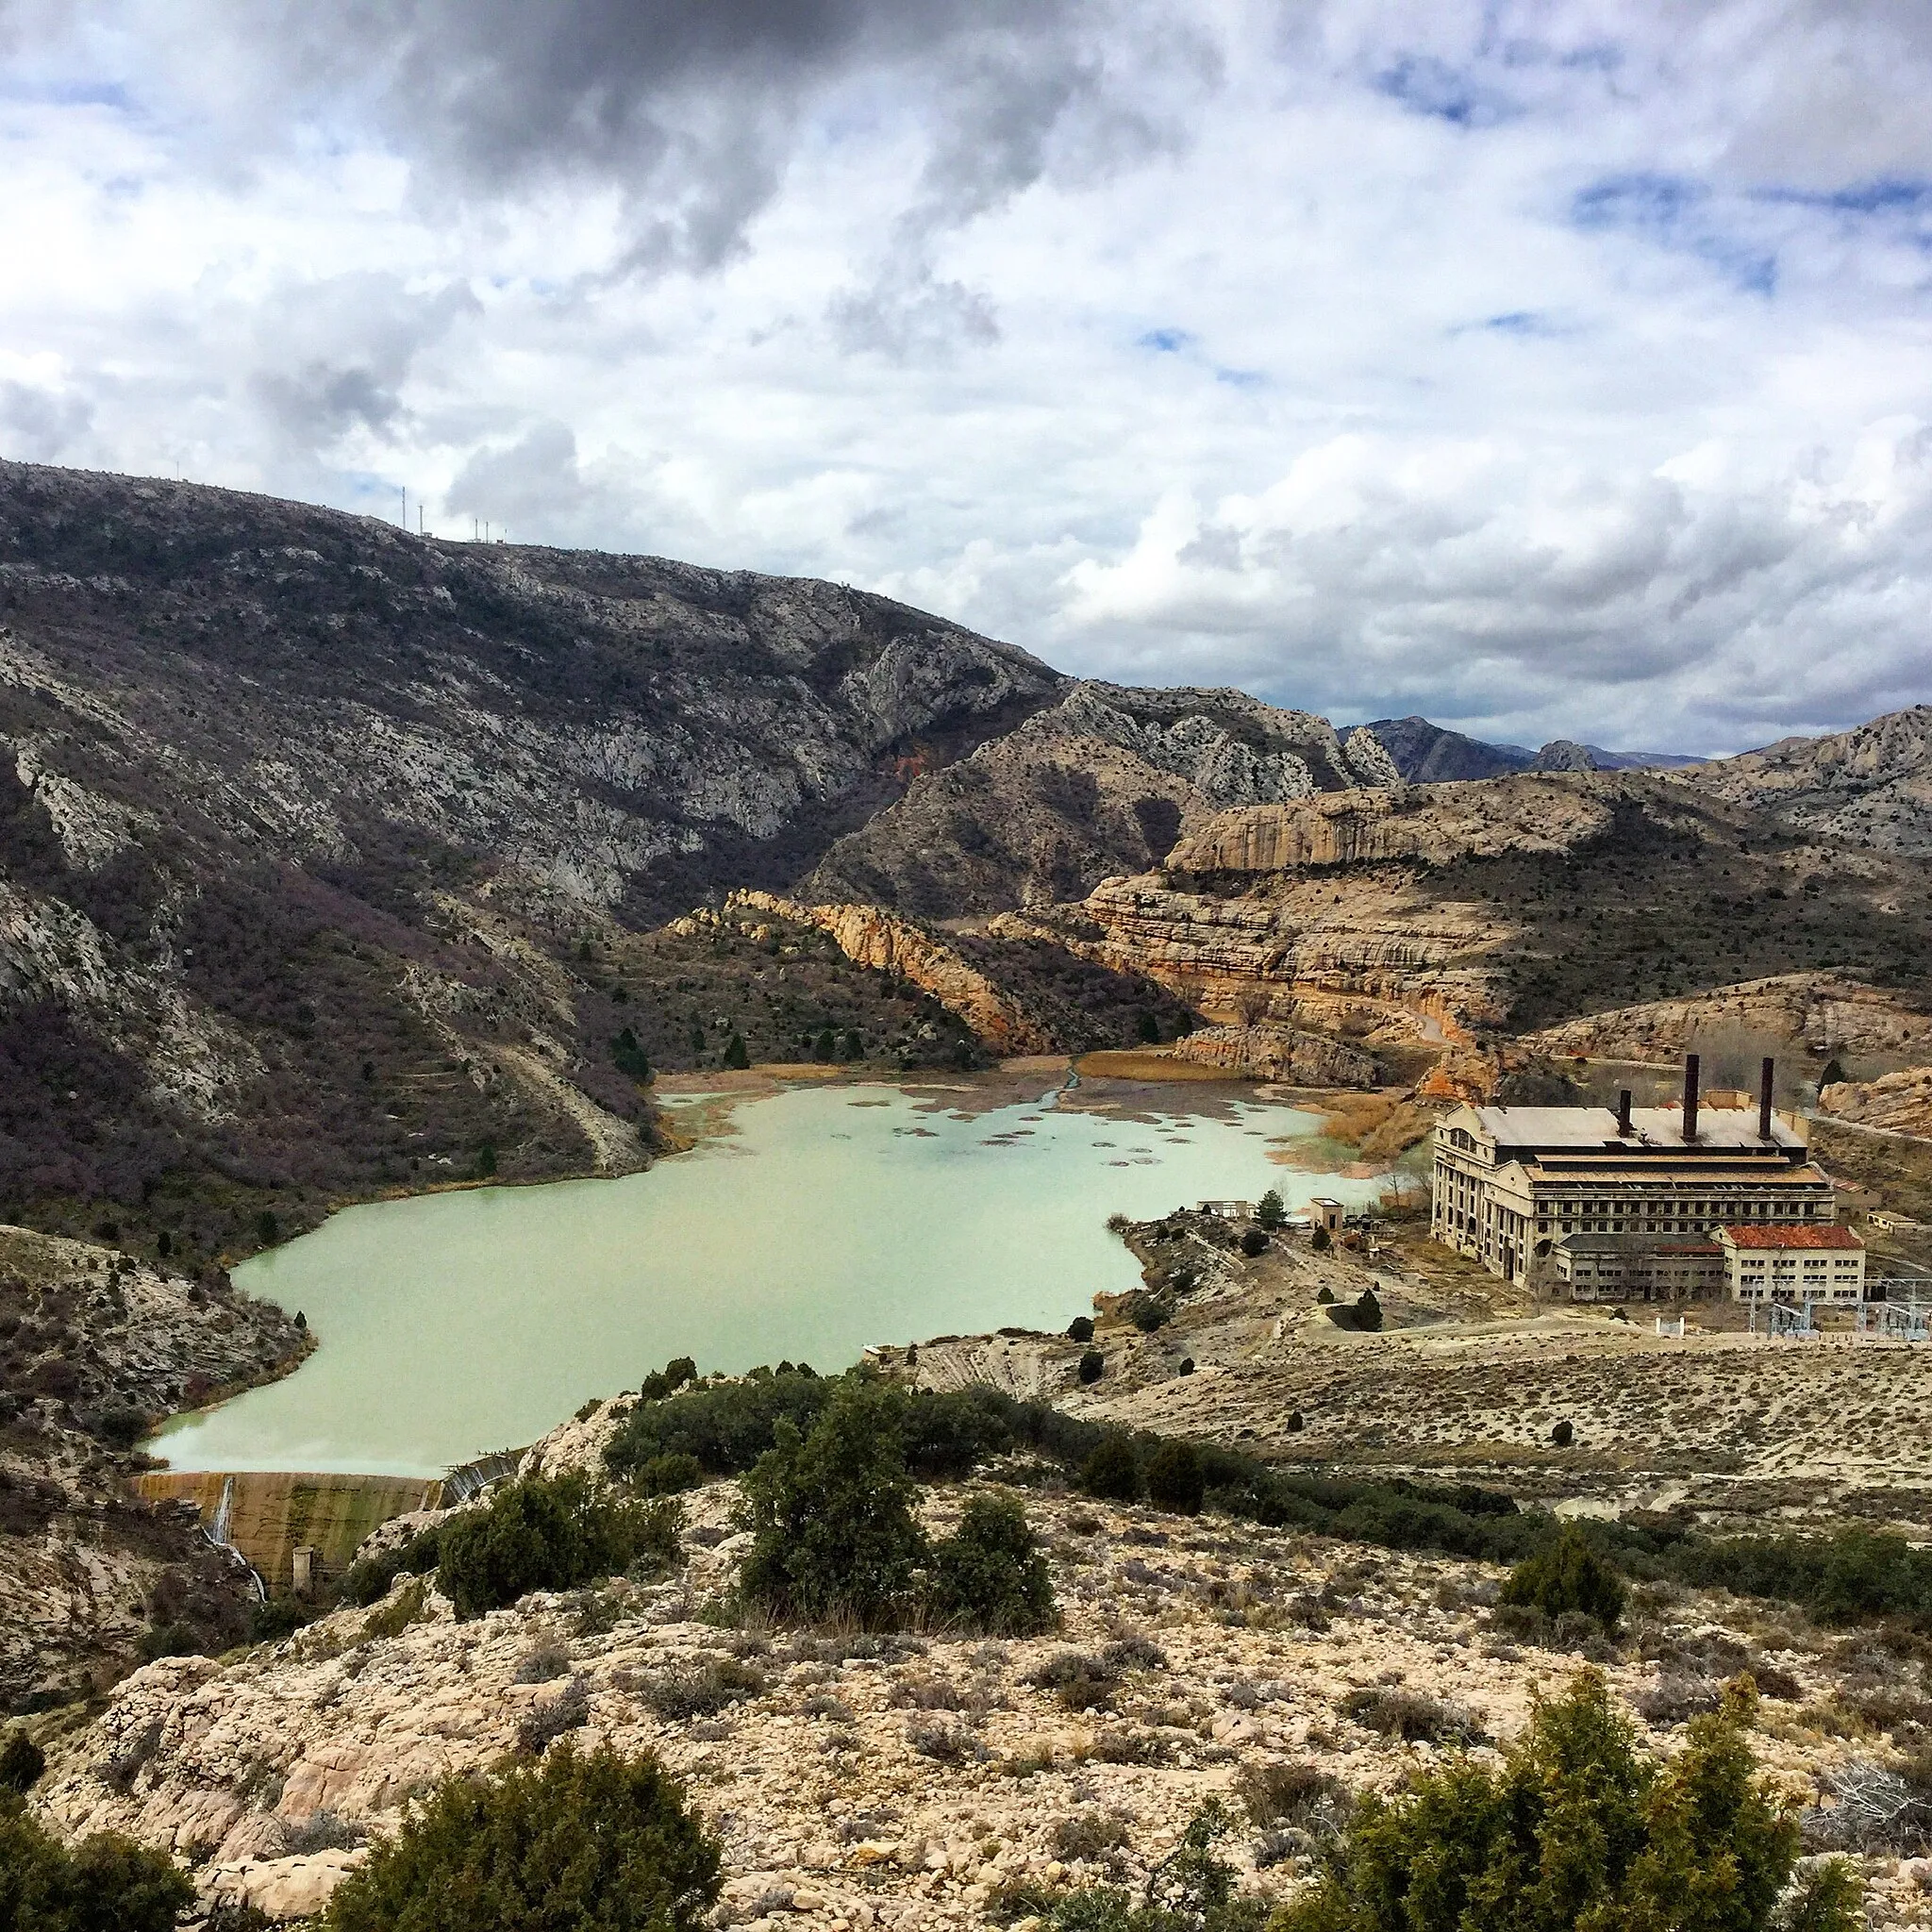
(208, 0, 1210, 277)
(245, 275, 480, 456)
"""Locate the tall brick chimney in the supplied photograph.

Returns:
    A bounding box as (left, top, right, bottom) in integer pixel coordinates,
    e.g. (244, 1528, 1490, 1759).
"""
(1616, 1090, 1633, 1137)
(1682, 1053, 1700, 1142)
(1758, 1057, 1774, 1140)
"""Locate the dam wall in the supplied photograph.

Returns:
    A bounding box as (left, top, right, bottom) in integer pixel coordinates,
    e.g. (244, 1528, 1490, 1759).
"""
(134, 1470, 442, 1592)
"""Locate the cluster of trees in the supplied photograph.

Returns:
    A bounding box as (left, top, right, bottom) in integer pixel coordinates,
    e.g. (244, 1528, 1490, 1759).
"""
(737, 1379, 1056, 1635)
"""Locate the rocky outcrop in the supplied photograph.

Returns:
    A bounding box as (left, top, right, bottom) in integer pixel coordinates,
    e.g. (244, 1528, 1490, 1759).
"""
(1166, 775, 1624, 874)
(1818, 1065, 1932, 1138)
(0, 1224, 307, 1710)
(1689, 705, 1932, 856)
(1166, 1024, 1378, 1088)
(713, 892, 1055, 1055)
(1001, 876, 1509, 1041)
(1522, 974, 1932, 1066)
(1531, 740, 1598, 774)
(28, 1474, 1621, 1929)
(800, 684, 1397, 918)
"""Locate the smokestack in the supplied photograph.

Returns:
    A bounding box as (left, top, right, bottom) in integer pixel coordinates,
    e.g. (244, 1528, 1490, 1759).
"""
(1759, 1057, 1774, 1140)
(1616, 1090, 1632, 1137)
(1682, 1054, 1700, 1142)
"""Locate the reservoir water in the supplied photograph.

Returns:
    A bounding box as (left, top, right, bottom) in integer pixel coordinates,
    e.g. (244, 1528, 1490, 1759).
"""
(152, 1077, 1391, 1478)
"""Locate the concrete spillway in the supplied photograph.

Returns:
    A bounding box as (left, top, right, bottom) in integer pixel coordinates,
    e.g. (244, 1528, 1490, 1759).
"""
(134, 1470, 443, 1592)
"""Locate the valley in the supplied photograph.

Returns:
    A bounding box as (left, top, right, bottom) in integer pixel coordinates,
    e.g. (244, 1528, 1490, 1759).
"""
(11, 463, 1932, 1926)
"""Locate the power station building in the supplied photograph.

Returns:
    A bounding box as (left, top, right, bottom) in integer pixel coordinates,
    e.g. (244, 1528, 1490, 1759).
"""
(1430, 1057, 1845, 1299)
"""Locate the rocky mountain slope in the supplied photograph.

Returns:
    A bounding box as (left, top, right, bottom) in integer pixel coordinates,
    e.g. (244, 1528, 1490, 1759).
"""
(8, 456, 1932, 1265)
(1361, 716, 1702, 783)
(0, 460, 1072, 1255)
(0, 1222, 305, 1710)
(1691, 704, 1932, 856)
(802, 684, 1398, 917)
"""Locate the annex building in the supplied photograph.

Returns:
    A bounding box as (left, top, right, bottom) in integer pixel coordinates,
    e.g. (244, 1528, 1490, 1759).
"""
(1431, 1056, 1846, 1300)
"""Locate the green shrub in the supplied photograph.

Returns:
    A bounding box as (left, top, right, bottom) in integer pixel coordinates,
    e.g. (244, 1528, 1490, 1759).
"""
(1353, 1288, 1382, 1332)
(1500, 1522, 1626, 1634)
(610, 1028, 653, 1083)
(899, 1390, 1012, 1480)
(605, 1371, 833, 1478)
(248, 1595, 317, 1644)
(632, 1454, 705, 1498)
(1311, 1226, 1330, 1253)
(1239, 1227, 1269, 1257)
(1316, 1286, 1335, 1305)
(1144, 1441, 1206, 1516)
(737, 1379, 927, 1625)
(322, 1743, 721, 1932)
(722, 1033, 749, 1070)
(1077, 1349, 1105, 1385)
(1081, 1437, 1141, 1503)
(1035, 1800, 1262, 1932)
(0, 1729, 44, 1794)
(436, 1476, 678, 1618)
(0, 1794, 192, 1932)
(1126, 1294, 1171, 1334)
(1067, 1316, 1095, 1343)
(1277, 1673, 1834, 1932)
(637, 1358, 699, 1402)
(340, 1524, 443, 1609)
(924, 1493, 1057, 1636)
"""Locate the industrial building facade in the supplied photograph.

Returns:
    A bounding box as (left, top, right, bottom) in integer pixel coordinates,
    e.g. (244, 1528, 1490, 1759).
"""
(1431, 1057, 1843, 1299)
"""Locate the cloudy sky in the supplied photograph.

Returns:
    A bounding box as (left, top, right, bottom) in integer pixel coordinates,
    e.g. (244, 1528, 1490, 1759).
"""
(3, 1, 1930, 753)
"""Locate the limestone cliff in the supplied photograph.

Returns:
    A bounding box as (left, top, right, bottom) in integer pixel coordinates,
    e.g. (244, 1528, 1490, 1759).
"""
(1818, 1065, 1932, 1138)
(709, 892, 1055, 1056)
(1522, 973, 1932, 1067)
(1165, 775, 1624, 874)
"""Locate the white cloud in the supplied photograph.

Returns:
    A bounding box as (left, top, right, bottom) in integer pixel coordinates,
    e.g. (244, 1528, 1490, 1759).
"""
(0, 1, 1930, 750)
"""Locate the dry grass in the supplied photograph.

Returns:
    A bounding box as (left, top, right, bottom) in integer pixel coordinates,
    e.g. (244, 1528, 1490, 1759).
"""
(1074, 1051, 1246, 1082)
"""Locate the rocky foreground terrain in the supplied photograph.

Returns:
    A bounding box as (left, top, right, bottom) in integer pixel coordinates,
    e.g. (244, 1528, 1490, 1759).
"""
(0, 1222, 306, 1711)
(23, 1399, 1932, 1928)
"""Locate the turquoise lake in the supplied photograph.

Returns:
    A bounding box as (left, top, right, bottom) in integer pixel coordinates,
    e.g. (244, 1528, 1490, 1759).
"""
(151, 1076, 1390, 1477)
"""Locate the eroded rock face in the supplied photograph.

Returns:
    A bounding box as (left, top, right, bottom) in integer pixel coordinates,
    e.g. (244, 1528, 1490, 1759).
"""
(0, 1224, 305, 1711)
(1522, 974, 1932, 1066)
(1166, 1024, 1378, 1089)
(1165, 775, 1623, 875)
(1690, 705, 1932, 856)
(996, 874, 1508, 1060)
(1818, 1064, 1932, 1136)
(719, 892, 1055, 1056)
(801, 684, 1395, 918)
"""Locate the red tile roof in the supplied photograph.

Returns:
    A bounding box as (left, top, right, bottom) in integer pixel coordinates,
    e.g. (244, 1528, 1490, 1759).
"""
(1718, 1224, 1863, 1250)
